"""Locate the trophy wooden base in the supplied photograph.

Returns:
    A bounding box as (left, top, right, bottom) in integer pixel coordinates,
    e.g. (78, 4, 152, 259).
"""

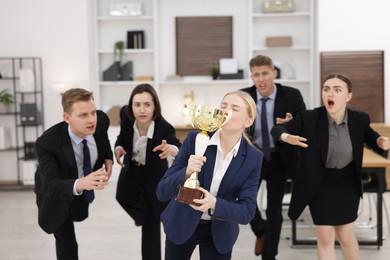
(176, 186, 203, 206)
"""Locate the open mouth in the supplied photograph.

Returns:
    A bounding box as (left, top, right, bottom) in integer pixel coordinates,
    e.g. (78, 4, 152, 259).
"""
(327, 100, 334, 108)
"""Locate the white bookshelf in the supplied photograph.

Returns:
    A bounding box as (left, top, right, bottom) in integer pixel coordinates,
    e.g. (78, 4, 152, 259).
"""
(92, 0, 317, 124)
(249, 0, 317, 108)
(92, 0, 158, 108)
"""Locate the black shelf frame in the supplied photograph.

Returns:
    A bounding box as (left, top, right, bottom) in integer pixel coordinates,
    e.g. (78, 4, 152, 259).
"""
(0, 57, 44, 187)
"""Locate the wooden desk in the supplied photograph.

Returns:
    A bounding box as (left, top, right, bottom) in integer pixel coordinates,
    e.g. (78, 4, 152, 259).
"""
(360, 147, 390, 247)
(292, 147, 390, 248)
(370, 123, 390, 190)
(174, 125, 195, 143)
(363, 147, 390, 167)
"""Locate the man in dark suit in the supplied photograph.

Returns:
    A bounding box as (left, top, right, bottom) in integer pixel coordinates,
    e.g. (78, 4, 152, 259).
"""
(34, 88, 113, 260)
(241, 55, 306, 260)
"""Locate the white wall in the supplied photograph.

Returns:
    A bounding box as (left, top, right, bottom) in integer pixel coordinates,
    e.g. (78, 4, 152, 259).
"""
(1, 0, 390, 181)
(157, 0, 249, 126)
(318, 0, 390, 123)
(0, 0, 93, 128)
(1, 0, 388, 126)
(157, 0, 249, 81)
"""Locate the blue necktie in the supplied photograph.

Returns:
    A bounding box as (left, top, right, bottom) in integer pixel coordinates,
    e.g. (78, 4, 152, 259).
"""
(261, 97, 271, 161)
(82, 139, 95, 203)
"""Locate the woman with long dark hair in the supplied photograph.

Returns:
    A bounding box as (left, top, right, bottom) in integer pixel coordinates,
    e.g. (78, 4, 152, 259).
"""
(115, 83, 181, 260)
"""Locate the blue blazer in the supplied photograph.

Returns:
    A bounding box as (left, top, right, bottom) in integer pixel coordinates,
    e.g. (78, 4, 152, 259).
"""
(156, 131, 262, 254)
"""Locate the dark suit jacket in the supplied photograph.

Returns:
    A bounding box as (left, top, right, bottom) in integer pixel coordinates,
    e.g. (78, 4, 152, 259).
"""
(241, 84, 306, 179)
(156, 131, 262, 254)
(271, 107, 383, 220)
(34, 110, 113, 234)
(115, 106, 181, 209)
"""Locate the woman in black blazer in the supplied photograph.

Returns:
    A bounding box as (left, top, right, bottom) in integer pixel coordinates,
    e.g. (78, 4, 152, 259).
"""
(114, 84, 181, 260)
(271, 74, 390, 259)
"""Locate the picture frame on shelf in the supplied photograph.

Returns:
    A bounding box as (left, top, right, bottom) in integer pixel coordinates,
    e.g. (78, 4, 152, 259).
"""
(127, 31, 145, 49)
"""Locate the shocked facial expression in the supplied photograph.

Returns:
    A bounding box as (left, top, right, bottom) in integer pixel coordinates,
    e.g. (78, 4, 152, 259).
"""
(132, 92, 155, 124)
(63, 99, 97, 139)
(322, 77, 352, 114)
(250, 65, 277, 97)
(219, 94, 254, 133)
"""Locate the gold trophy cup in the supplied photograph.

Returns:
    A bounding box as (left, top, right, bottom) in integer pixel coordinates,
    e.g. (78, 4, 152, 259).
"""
(176, 104, 232, 206)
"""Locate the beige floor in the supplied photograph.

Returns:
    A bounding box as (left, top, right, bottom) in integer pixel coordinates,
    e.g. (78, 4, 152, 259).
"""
(1, 181, 390, 260)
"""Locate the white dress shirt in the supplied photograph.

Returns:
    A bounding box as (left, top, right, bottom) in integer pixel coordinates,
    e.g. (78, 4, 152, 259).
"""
(68, 127, 97, 195)
(132, 121, 155, 165)
(201, 130, 241, 220)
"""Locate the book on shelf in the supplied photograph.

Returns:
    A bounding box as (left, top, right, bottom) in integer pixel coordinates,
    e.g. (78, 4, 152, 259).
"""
(127, 31, 145, 49)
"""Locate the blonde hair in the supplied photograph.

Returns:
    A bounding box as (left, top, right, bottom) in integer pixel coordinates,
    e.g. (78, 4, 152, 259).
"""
(222, 91, 256, 144)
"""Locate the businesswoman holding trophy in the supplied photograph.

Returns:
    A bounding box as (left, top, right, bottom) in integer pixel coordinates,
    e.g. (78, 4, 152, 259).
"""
(156, 91, 263, 260)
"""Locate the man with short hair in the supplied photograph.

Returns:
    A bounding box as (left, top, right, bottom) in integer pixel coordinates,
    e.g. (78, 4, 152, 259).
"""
(241, 55, 306, 260)
(34, 88, 113, 260)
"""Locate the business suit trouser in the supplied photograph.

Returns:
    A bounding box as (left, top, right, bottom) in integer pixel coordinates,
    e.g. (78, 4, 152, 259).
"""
(250, 152, 287, 259)
(53, 216, 78, 260)
(165, 222, 232, 260)
(116, 162, 162, 260)
(141, 188, 162, 260)
(116, 164, 145, 225)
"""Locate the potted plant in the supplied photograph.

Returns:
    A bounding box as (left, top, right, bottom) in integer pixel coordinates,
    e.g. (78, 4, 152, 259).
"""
(115, 41, 134, 81)
(114, 41, 124, 66)
(0, 89, 13, 113)
(103, 41, 125, 81)
(211, 66, 219, 80)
